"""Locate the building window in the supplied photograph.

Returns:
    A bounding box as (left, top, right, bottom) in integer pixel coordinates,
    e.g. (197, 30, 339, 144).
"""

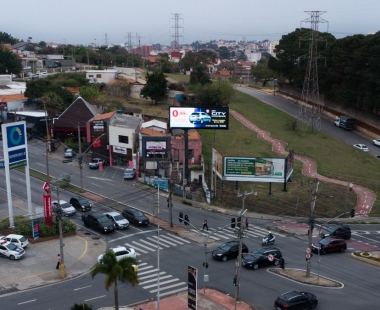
(96, 74, 102, 78)
(89, 75, 94, 77)
(188, 149, 194, 158)
(118, 135, 129, 144)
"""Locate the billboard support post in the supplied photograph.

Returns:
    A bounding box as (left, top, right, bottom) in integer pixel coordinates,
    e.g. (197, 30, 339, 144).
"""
(184, 129, 189, 186)
(268, 182, 272, 195)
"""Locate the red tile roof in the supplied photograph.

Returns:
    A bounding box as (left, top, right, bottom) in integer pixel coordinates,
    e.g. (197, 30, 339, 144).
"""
(91, 111, 116, 121)
(140, 128, 168, 136)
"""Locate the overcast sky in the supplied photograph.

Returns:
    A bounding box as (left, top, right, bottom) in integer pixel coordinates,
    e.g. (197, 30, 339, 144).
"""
(2, 0, 379, 46)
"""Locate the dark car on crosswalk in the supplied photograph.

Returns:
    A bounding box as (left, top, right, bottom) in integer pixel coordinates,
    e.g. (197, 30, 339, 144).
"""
(242, 247, 282, 270)
(122, 207, 149, 226)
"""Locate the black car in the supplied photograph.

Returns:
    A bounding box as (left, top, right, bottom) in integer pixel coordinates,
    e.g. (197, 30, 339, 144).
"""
(70, 196, 92, 212)
(82, 212, 115, 233)
(242, 247, 282, 270)
(321, 224, 351, 240)
(211, 241, 248, 262)
(275, 291, 318, 310)
(122, 207, 149, 226)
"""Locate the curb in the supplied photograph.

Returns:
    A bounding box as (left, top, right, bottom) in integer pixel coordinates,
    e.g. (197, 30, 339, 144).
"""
(351, 252, 380, 267)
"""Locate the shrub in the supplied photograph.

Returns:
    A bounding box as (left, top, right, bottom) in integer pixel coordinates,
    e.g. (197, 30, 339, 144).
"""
(10, 217, 76, 237)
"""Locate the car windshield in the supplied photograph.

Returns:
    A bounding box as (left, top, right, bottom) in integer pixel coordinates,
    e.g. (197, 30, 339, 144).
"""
(114, 215, 124, 221)
(323, 226, 336, 234)
(133, 210, 144, 216)
(125, 169, 134, 173)
(219, 244, 232, 251)
(98, 216, 110, 223)
(19, 236, 27, 242)
(249, 250, 265, 257)
(91, 159, 98, 163)
(191, 113, 199, 116)
(6, 242, 17, 251)
(61, 203, 72, 209)
(319, 239, 330, 246)
(78, 198, 88, 204)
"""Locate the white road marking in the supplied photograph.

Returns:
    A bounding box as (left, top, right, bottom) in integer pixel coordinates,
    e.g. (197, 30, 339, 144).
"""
(18, 300, 36, 305)
(74, 285, 92, 291)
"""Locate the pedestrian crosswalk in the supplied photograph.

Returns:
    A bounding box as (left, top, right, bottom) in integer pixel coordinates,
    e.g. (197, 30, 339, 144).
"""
(137, 262, 187, 297)
(190, 225, 286, 241)
(123, 233, 190, 255)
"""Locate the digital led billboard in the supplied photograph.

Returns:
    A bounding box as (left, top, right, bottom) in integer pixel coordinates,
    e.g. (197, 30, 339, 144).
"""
(169, 107, 229, 129)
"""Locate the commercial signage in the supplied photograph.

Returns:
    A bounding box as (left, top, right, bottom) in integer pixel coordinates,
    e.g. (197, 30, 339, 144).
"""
(113, 145, 127, 155)
(187, 265, 197, 310)
(32, 219, 40, 239)
(169, 106, 229, 129)
(0, 159, 4, 169)
(223, 157, 289, 183)
(43, 194, 52, 226)
(212, 148, 223, 179)
(145, 141, 167, 158)
(8, 148, 27, 169)
(93, 120, 104, 131)
(6, 123, 26, 148)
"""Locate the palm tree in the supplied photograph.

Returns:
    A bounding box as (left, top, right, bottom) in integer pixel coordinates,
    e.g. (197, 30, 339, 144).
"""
(91, 250, 139, 310)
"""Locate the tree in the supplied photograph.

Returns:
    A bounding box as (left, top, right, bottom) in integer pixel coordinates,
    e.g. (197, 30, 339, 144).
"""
(71, 303, 93, 310)
(91, 250, 139, 310)
(140, 71, 168, 104)
(251, 59, 276, 86)
(189, 64, 211, 86)
(217, 46, 230, 60)
(39, 92, 64, 119)
(0, 46, 22, 74)
(187, 79, 234, 107)
(79, 85, 102, 104)
(0, 31, 19, 45)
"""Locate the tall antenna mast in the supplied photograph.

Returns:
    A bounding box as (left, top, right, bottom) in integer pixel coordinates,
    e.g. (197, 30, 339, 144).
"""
(298, 11, 328, 133)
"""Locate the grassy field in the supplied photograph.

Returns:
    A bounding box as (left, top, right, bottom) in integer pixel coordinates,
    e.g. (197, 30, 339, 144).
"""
(165, 73, 190, 83)
(199, 90, 380, 219)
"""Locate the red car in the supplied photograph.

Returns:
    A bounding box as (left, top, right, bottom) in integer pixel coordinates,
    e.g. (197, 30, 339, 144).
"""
(312, 238, 347, 254)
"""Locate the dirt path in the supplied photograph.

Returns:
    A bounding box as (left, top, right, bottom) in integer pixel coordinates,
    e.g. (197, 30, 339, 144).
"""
(230, 109, 376, 217)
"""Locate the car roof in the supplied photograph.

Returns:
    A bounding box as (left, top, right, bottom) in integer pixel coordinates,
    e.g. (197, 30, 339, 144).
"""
(6, 234, 24, 238)
(279, 291, 303, 300)
(104, 212, 121, 217)
(111, 246, 128, 252)
(53, 200, 68, 204)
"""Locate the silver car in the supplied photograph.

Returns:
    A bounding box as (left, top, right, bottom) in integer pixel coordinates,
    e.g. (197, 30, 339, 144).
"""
(124, 168, 136, 180)
(52, 200, 76, 217)
(64, 148, 75, 158)
(104, 212, 129, 229)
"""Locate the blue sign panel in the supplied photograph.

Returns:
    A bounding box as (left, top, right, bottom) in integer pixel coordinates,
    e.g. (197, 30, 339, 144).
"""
(32, 219, 40, 239)
(6, 123, 26, 148)
(8, 148, 26, 164)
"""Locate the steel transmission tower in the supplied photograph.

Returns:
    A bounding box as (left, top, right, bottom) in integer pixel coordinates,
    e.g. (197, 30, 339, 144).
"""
(298, 11, 328, 133)
(126, 32, 133, 51)
(104, 33, 109, 47)
(171, 13, 183, 51)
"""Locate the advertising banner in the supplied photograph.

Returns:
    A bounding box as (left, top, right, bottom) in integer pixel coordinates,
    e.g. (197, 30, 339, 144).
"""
(212, 148, 224, 179)
(8, 148, 27, 169)
(113, 145, 127, 154)
(145, 140, 167, 158)
(169, 107, 229, 129)
(188, 265, 197, 310)
(43, 194, 52, 226)
(32, 219, 40, 239)
(223, 157, 287, 183)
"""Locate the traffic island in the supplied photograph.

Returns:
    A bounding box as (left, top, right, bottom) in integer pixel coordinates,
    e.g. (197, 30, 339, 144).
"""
(351, 251, 380, 267)
(268, 268, 343, 287)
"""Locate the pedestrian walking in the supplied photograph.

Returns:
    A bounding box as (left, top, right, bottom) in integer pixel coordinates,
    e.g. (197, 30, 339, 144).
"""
(56, 254, 61, 270)
(202, 219, 208, 231)
(245, 218, 249, 230)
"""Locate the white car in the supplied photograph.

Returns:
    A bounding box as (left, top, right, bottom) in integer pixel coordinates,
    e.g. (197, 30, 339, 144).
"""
(189, 112, 212, 124)
(0, 239, 25, 260)
(353, 144, 369, 152)
(372, 139, 380, 147)
(52, 200, 77, 217)
(104, 212, 130, 229)
(97, 246, 136, 263)
(5, 234, 29, 248)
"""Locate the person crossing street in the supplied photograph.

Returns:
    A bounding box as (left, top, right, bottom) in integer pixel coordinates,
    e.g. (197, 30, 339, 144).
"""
(202, 219, 208, 231)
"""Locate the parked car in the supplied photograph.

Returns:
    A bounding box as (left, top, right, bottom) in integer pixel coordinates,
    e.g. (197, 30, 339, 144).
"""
(64, 148, 75, 158)
(104, 212, 129, 229)
(0, 239, 25, 260)
(23, 66, 32, 70)
(242, 247, 282, 269)
(274, 291, 318, 310)
(52, 200, 76, 217)
(189, 112, 212, 124)
(5, 234, 29, 248)
(372, 139, 380, 147)
(122, 207, 149, 226)
(321, 224, 351, 240)
(211, 241, 248, 262)
(89, 158, 106, 169)
(123, 168, 136, 180)
(48, 64, 58, 68)
(82, 212, 115, 233)
(353, 144, 369, 152)
(70, 196, 92, 212)
(97, 246, 136, 263)
(312, 238, 347, 254)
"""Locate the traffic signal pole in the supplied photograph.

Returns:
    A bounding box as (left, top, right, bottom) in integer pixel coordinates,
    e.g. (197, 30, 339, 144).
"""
(235, 191, 253, 309)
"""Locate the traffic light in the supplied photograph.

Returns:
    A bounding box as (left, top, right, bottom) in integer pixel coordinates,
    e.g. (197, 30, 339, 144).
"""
(350, 208, 355, 218)
(233, 275, 237, 286)
(237, 217, 241, 228)
(184, 214, 189, 225)
(231, 218, 236, 228)
(179, 212, 183, 223)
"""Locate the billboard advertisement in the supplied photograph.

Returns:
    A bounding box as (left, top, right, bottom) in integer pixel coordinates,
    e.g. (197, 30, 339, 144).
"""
(169, 106, 229, 129)
(43, 194, 52, 226)
(212, 148, 223, 179)
(223, 157, 291, 183)
(187, 265, 197, 310)
(145, 140, 168, 158)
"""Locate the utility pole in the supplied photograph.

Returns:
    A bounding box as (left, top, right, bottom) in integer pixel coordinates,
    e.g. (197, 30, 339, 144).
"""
(156, 186, 160, 310)
(78, 123, 83, 191)
(168, 179, 173, 227)
(306, 180, 319, 277)
(235, 191, 253, 308)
